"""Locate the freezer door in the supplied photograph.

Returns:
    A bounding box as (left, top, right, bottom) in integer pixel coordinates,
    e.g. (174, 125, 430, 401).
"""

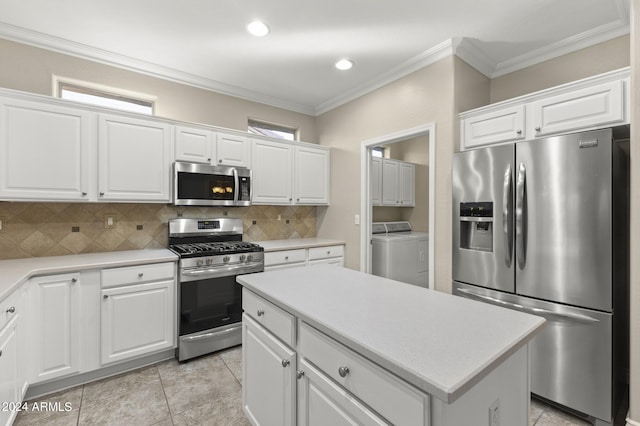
(515, 129, 613, 311)
(453, 144, 515, 292)
(453, 282, 613, 423)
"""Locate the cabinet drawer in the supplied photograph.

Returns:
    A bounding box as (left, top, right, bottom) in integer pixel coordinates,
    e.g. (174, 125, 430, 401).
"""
(243, 289, 295, 346)
(101, 262, 175, 288)
(299, 322, 428, 426)
(0, 290, 20, 332)
(308, 245, 344, 261)
(264, 249, 306, 267)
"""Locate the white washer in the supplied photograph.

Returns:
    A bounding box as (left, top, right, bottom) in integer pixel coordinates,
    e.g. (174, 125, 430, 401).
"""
(372, 221, 429, 288)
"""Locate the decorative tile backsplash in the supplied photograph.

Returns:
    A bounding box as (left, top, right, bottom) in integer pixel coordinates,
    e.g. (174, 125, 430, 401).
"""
(0, 202, 316, 260)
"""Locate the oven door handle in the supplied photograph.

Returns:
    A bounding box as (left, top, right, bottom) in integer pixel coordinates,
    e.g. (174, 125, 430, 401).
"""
(181, 262, 263, 280)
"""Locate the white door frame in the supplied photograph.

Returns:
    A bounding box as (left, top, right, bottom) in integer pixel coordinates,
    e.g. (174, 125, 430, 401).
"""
(359, 123, 436, 289)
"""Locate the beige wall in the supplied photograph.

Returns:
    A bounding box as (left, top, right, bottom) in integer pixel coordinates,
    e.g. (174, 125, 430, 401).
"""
(490, 35, 630, 103)
(0, 38, 318, 142)
(316, 56, 489, 293)
(629, 1, 639, 423)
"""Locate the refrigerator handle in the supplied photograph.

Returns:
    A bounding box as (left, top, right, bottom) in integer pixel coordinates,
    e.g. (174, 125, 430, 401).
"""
(456, 288, 600, 324)
(515, 163, 526, 269)
(502, 164, 513, 267)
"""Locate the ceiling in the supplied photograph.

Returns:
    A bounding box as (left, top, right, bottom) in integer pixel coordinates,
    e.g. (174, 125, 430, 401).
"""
(0, 0, 630, 116)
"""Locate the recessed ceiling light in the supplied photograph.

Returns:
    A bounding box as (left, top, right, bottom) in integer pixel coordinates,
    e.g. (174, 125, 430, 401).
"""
(335, 58, 354, 71)
(247, 21, 270, 37)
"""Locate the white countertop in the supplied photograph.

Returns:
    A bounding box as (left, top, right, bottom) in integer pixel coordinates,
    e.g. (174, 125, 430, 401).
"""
(259, 237, 344, 252)
(0, 249, 178, 301)
(238, 265, 545, 404)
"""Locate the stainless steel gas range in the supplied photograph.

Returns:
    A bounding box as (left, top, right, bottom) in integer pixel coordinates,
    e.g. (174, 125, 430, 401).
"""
(168, 218, 264, 361)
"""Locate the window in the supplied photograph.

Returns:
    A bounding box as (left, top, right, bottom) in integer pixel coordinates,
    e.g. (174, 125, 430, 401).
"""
(56, 78, 154, 115)
(248, 119, 297, 141)
(371, 147, 385, 158)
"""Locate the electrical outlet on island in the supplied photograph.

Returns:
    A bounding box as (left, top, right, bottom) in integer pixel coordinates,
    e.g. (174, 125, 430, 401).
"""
(488, 399, 500, 426)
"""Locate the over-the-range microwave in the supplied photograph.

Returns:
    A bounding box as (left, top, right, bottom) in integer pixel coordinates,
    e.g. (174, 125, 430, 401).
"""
(173, 161, 251, 207)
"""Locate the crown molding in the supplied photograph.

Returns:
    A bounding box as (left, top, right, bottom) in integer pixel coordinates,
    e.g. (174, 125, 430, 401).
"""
(0, 22, 317, 115)
(314, 39, 456, 115)
(490, 20, 630, 78)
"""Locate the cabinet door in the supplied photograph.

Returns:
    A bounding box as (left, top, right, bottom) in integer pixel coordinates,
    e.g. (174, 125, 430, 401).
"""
(98, 114, 172, 202)
(461, 105, 525, 150)
(0, 98, 94, 201)
(175, 125, 214, 164)
(242, 314, 295, 426)
(217, 132, 251, 167)
(294, 146, 330, 205)
(399, 162, 415, 207)
(530, 80, 624, 137)
(101, 280, 175, 365)
(251, 139, 293, 204)
(297, 358, 387, 426)
(29, 273, 81, 384)
(381, 159, 399, 205)
(0, 317, 19, 426)
(371, 157, 382, 206)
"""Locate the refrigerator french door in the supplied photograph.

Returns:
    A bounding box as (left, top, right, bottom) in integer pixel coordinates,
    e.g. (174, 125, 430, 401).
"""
(452, 127, 629, 426)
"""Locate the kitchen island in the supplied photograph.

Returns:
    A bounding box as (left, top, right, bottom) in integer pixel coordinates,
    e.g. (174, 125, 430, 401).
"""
(238, 264, 545, 426)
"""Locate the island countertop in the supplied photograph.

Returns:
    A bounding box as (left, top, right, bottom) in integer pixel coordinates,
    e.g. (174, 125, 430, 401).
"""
(237, 264, 545, 403)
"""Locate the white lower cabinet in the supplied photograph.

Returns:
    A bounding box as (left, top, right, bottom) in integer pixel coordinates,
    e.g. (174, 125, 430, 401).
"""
(0, 316, 19, 426)
(100, 262, 176, 365)
(297, 358, 387, 426)
(28, 273, 81, 384)
(242, 313, 296, 426)
(264, 244, 345, 271)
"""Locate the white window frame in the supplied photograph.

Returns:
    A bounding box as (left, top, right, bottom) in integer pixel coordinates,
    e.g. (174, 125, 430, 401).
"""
(52, 76, 157, 115)
(248, 118, 298, 141)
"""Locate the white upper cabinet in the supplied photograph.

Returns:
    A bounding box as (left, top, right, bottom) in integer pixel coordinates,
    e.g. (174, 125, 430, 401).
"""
(294, 145, 330, 205)
(174, 125, 214, 164)
(252, 138, 330, 206)
(530, 80, 624, 137)
(381, 159, 415, 207)
(252, 139, 293, 204)
(98, 114, 173, 202)
(175, 127, 251, 167)
(370, 157, 382, 206)
(459, 68, 630, 150)
(0, 98, 95, 201)
(462, 105, 526, 149)
(216, 132, 251, 168)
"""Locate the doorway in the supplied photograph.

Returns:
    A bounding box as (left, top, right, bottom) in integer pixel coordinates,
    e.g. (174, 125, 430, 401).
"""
(359, 123, 436, 289)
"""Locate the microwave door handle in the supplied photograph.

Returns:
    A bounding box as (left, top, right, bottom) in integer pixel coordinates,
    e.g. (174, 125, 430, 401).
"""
(232, 168, 239, 205)
(503, 164, 513, 268)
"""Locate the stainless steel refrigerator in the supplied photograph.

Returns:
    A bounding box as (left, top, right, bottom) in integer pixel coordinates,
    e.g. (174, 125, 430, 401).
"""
(452, 127, 629, 426)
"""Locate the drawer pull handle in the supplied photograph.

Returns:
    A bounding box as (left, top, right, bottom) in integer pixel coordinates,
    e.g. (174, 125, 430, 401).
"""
(103, 295, 109, 299)
(138, 273, 144, 278)
(338, 366, 350, 377)
(326, 251, 330, 255)
(71, 278, 77, 283)
(0, 350, 2, 357)
(535, 126, 541, 132)
(516, 129, 522, 135)
(281, 359, 290, 368)
(5, 306, 15, 314)
(284, 256, 289, 260)
(257, 309, 264, 317)
(296, 370, 305, 379)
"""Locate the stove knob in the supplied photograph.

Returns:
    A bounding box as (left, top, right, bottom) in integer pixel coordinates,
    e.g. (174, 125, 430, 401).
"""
(196, 259, 204, 266)
(223, 256, 230, 263)
(205, 258, 213, 265)
(246, 254, 253, 262)
(240, 255, 246, 262)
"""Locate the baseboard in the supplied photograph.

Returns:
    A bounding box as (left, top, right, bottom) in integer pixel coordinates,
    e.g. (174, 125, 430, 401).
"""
(627, 411, 640, 426)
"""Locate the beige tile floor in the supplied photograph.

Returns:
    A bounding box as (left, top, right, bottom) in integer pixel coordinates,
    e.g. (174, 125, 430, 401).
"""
(14, 345, 609, 426)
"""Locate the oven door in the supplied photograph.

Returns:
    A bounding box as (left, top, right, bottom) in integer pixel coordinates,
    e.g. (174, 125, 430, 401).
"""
(179, 274, 242, 336)
(174, 161, 238, 206)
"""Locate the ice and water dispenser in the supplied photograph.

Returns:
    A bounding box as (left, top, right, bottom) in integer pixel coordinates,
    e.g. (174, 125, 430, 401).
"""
(459, 202, 493, 252)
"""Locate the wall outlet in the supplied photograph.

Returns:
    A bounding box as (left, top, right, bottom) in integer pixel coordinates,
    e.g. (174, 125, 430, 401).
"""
(489, 399, 500, 426)
(104, 214, 117, 229)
